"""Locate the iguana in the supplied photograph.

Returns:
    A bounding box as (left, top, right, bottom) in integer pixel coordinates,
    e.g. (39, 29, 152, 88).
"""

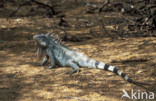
(33, 33, 134, 83)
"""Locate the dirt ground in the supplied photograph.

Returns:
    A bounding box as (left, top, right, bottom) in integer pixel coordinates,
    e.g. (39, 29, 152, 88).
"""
(0, 1, 156, 101)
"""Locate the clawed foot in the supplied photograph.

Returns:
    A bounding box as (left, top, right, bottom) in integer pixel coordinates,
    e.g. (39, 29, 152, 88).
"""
(66, 69, 80, 76)
(46, 65, 54, 69)
(35, 63, 43, 66)
(66, 71, 74, 76)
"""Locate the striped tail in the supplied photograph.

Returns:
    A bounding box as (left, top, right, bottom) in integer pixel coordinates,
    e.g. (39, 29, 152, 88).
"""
(95, 61, 133, 83)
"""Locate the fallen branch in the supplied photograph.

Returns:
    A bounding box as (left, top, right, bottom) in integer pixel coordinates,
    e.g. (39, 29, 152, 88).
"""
(30, 0, 56, 17)
(98, 0, 110, 13)
(9, 1, 31, 17)
(9, 0, 56, 17)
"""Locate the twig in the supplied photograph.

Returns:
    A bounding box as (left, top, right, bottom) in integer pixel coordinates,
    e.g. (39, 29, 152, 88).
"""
(9, 0, 56, 17)
(9, 1, 31, 17)
(30, 0, 56, 16)
(98, 0, 110, 13)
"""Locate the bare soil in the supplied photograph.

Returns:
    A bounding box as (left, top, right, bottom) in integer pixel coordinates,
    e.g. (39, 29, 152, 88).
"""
(0, 1, 156, 101)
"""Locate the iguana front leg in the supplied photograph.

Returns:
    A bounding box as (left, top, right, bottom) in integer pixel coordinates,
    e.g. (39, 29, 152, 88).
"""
(46, 48, 55, 68)
(41, 55, 49, 66)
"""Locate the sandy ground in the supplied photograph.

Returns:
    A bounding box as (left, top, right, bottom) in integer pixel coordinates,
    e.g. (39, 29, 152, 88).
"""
(0, 31, 156, 101)
(0, 1, 156, 100)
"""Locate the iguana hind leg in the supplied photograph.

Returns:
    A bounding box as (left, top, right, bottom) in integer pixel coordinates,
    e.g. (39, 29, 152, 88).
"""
(67, 62, 80, 76)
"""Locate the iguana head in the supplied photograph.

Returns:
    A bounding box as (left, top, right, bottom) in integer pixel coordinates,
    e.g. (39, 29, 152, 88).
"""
(33, 34, 49, 47)
(33, 33, 60, 58)
(33, 34, 51, 59)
